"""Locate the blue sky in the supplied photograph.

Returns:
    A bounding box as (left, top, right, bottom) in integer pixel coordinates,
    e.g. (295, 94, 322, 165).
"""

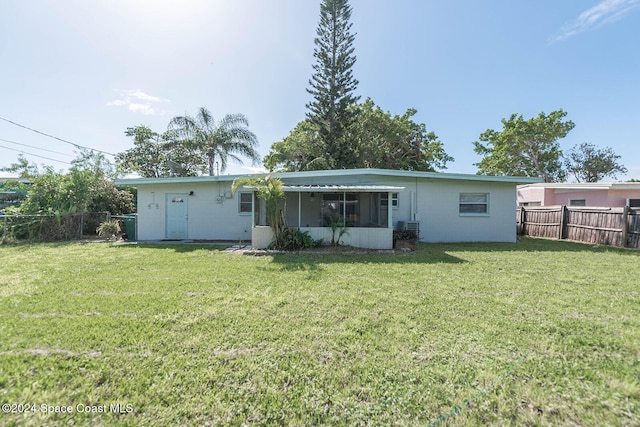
(1, 0, 638, 179)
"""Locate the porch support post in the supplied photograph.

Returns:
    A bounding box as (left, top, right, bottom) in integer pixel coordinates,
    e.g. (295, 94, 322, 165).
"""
(343, 191, 347, 227)
(251, 191, 255, 227)
(298, 192, 301, 228)
(388, 191, 393, 228)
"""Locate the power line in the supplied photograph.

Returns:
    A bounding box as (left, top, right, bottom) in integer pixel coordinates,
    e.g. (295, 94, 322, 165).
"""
(0, 144, 72, 165)
(0, 116, 115, 156)
(0, 137, 74, 157)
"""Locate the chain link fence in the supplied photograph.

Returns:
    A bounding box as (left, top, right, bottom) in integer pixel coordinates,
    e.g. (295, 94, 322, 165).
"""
(1, 212, 111, 243)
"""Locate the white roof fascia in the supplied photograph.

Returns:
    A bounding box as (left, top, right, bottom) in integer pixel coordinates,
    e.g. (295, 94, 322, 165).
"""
(274, 168, 542, 184)
(115, 174, 244, 186)
(116, 168, 543, 186)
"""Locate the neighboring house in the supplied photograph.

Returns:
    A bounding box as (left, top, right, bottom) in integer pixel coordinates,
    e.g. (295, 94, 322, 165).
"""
(0, 179, 30, 211)
(115, 168, 540, 249)
(517, 182, 640, 208)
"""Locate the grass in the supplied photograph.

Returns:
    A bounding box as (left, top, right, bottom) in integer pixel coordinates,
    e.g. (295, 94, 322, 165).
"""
(0, 238, 638, 426)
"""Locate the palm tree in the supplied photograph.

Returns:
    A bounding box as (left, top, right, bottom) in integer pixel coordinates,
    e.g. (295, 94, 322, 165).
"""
(168, 106, 260, 176)
(232, 174, 285, 239)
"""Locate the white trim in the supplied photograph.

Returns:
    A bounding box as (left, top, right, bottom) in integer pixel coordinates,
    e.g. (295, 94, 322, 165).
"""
(117, 168, 543, 186)
(238, 192, 252, 215)
(387, 192, 393, 228)
(459, 192, 490, 216)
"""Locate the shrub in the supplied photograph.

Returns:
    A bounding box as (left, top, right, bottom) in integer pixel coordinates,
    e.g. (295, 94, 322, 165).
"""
(393, 229, 418, 241)
(270, 228, 323, 251)
(96, 220, 122, 240)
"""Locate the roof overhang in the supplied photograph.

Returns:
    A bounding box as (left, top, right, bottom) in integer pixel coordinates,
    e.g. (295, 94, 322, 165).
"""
(115, 168, 543, 187)
(280, 184, 404, 193)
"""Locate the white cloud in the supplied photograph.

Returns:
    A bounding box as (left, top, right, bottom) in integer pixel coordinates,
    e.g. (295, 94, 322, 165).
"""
(552, 0, 640, 42)
(106, 89, 170, 115)
(239, 165, 268, 174)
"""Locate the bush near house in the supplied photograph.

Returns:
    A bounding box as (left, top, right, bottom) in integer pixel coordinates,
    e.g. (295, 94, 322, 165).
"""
(1, 169, 135, 243)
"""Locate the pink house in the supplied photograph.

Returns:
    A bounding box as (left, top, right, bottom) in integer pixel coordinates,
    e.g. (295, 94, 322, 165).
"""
(517, 182, 640, 207)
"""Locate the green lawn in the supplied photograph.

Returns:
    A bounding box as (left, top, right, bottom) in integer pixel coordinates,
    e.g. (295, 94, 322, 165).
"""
(0, 239, 638, 426)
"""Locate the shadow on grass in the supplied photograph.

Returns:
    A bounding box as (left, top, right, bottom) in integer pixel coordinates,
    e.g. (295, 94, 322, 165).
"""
(269, 247, 467, 268)
(3, 237, 636, 259)
(127, 243, 227, 253)
(442, 237, 640, 256)
(267, 237, 639, 270)
(0, 241, 227, 253)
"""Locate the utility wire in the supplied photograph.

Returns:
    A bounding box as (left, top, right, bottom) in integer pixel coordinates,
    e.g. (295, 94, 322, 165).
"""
(0, 144, 72, 165)
(0, 116, 115, 156)
(0, 137, 74, 157)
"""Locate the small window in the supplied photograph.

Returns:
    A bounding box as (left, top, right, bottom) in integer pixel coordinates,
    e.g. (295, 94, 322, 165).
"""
(239, 192, 252, 214)
(381, 192, 399, 208)
(171, 197, 184, 203)
(460, 193, 489, 215)
(569, 199, 586, 207)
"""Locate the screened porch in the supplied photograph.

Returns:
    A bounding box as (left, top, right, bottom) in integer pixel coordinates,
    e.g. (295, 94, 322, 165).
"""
(250, 185, 404, 249)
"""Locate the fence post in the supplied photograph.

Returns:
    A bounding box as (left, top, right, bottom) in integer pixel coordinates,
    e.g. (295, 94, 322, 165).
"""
(79, 213, 84, 240)
(558, 205, 566, 240)
(2, 216, 6, 241)
(621, 205, 630, 248)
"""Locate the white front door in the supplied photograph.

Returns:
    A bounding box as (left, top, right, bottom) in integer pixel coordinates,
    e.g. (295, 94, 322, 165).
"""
(166, 193, 188, 239)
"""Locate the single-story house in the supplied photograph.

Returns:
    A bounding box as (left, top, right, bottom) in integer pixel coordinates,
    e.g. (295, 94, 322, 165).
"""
(116, 168, 541, 249)
(517, 182, 640, 208)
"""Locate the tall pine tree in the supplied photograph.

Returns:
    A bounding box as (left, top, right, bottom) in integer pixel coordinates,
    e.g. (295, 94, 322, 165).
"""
(306, 0, 360, 169)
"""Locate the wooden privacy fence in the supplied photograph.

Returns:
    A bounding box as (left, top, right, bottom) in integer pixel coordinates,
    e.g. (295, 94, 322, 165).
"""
(517, 206, 640, 249)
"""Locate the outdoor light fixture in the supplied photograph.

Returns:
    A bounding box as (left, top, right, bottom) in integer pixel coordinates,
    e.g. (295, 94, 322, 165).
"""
(189, 191, 194, 196)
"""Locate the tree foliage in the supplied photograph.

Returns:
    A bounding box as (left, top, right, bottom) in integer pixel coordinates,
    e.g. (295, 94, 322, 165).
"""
(349, 99, 453, 171)
(116, 106, 260, 178)
(72, 148, 118, 179)
(0, 154, 40, 178)
(564, 142, 627, 183)
(264, 121, 330, 172)
(473, 110, 575, 182)
(18, 168, 134, 215)
(13, 150, 134, 215)
(168, 107, 260, 176)
(265, 99, 453, 172)
(306, 0, 360, 168)
(116, 125, 200, 178)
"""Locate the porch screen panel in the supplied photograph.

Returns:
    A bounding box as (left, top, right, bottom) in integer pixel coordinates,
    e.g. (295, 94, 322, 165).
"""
(321, 194, 359, 226)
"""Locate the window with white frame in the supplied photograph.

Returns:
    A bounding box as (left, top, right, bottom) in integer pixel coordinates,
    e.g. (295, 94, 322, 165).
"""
(238, 192, 252, 214)
(381, 192, 399, 208)
(569, 199, 586, 207)
(459, 193, 489, 215)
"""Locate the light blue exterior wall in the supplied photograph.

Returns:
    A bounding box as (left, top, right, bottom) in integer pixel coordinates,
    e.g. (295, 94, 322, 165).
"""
(117, 169, 539, 244)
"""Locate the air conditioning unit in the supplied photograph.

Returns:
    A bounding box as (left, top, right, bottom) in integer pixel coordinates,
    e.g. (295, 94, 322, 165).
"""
(397, 221, 420, 234)
(405, 221, 420, 236)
